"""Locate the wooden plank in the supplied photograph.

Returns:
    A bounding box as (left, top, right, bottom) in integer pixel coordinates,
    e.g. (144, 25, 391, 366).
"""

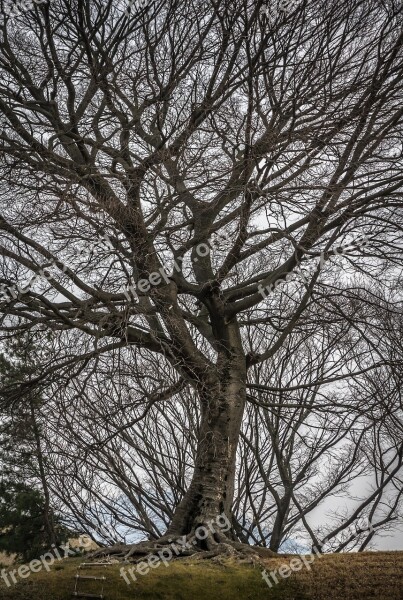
(73, 575, 106, 581)
(71, 593, 104, 599)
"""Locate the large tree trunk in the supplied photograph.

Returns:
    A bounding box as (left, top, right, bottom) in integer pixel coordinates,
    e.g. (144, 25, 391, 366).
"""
(167, 323, 247, 539)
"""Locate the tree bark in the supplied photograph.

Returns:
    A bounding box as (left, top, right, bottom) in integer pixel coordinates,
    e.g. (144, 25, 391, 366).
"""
(167, 322, 246, 539)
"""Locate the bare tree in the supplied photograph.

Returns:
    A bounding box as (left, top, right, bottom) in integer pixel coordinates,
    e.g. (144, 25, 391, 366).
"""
(0, 0, 403, 558)
(29, 310, 403, 553)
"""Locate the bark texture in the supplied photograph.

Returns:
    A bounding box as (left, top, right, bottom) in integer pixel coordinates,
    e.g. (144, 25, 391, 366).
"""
(168, 319, 247, 538)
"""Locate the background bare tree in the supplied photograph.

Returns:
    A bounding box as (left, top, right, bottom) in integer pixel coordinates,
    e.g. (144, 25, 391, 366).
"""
(0, 0, 402, 559)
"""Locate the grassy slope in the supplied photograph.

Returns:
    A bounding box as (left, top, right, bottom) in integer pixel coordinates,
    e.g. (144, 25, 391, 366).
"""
(0, 551, 402, 600)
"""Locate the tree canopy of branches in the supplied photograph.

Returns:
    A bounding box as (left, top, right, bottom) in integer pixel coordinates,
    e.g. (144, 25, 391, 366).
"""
(0, 0, 402, 559)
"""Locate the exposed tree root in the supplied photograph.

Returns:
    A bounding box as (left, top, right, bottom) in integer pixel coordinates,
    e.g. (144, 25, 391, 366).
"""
(88, 530, 279, 565)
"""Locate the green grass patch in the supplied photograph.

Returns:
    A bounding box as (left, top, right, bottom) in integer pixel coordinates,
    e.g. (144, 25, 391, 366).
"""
(0, 557, 301, 600)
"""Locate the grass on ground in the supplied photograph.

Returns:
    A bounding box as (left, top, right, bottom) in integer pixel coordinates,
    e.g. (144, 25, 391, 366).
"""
(0, 551, 402, 599)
